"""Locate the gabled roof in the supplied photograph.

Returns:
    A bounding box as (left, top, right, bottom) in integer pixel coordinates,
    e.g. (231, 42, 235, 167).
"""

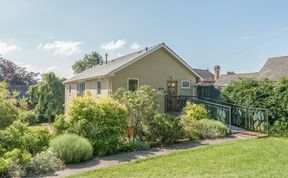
(214, 72, 259, 87)
(258, 56, 288, 81)
(214, 55, 288, 87)
(192, 68, 214, 81)
(64, 43, 202, 83)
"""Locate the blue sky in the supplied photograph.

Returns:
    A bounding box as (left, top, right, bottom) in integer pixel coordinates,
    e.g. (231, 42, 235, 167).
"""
(1, 0, 288, 78)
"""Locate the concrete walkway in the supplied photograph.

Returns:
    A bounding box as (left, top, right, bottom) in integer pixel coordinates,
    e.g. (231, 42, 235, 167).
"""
(37, 131, 266, 178)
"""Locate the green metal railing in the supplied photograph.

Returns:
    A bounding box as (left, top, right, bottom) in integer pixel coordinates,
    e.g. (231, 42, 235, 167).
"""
(178, 96, 232, 130)
(176, 96, 269, 133)
(198, 97, 269, 133)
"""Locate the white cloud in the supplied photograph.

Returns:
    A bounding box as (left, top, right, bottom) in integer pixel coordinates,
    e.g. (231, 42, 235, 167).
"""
(22, 64, 65, 77)
(130, 42, 142, 50)
(100, 39, 126, 51)
(38, 40, 82, 56)
(0, 42, 21, 55)
(45, 66, 58, 72)
(241, 36, 251, 40)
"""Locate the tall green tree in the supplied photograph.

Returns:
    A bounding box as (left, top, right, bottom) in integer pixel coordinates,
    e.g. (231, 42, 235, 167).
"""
(72, 52, 103, 74)
(28, 73, 65, 121)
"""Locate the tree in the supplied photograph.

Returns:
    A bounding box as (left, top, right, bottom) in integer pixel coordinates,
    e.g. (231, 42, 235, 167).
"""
(72, 52, 103, 74)
(112, 85, 161, 127)
(227, 71, 236, 75)
(0, 57, 38, 85)
(27, 73, 65, 121)
(0, 82, 19, 129)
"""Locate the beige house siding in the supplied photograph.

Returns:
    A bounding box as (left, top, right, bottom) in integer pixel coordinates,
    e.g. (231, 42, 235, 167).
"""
(111, 48, 197, 112)
(64, 78, 112, 112)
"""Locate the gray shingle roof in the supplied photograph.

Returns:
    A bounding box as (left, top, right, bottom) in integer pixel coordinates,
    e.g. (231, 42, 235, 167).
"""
(64, 44, 162, 83)
(258, 56, 288, 81)
(214, 72, 259, 87)
(64, 43, 202, 83)
(214, 55, 288, 87)
(192, 68, 214, 81)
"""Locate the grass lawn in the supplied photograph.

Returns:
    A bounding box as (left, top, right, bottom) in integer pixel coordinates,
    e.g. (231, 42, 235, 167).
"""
(28, 122, 52, 131)
(68, 137, 288, 178)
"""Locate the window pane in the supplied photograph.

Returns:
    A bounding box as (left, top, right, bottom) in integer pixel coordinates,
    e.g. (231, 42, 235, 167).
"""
(77, 82, 85, 95)
(128, 79, 138, 91)
(182, 81, 190, 88)
(97, 81, 101, 95)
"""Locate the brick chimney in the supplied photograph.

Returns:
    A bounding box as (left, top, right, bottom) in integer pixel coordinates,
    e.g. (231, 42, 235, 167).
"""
(214, 65, 220, 81)
(105, 53, 108, 64)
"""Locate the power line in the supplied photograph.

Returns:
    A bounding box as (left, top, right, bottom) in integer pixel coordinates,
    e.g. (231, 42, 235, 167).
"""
(206, 28, 288, 66)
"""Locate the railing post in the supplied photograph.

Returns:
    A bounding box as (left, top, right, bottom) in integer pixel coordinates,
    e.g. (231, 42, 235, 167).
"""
(266, 110, 269, 134)
(229, 106, 232, 131)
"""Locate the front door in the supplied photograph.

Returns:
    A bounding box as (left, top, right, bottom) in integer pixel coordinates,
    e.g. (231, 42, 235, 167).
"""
(167, 81, 178, 112)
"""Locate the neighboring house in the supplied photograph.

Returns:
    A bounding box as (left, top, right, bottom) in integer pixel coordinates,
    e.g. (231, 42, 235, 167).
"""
(214, 56, 288, 87)
(64, 43, 205, 112)
(193, 68, 215, 85)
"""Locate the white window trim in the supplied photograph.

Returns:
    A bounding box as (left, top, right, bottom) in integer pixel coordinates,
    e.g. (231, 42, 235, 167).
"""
(181, 80, 191, 89)
(127, 78, 139, 91)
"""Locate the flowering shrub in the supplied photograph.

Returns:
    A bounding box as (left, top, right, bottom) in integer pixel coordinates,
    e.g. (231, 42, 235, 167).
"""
(25, 150, 64, 176)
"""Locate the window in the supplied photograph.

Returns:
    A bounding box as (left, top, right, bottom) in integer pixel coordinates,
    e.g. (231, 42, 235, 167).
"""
(97, 80, 101, 95)
(77, 82, 85, 96)
(128, 78, 139, 91)
(181, 80, 191, 89)
(68, 85, 71, 93)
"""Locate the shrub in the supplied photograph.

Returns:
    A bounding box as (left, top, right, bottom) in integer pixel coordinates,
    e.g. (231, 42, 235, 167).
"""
(19, 110, 39, 125)
(53, 114, 69, 134)
(67, 93, 128, 156)
(181, 102, 208, 120)
(112, 85, 161, 126)
(0, 121, 53, 155)
(180, 103, 228, 140)
(25, 150, 64, 176)
(138, 114, 184, 145)
(270, 117, 288, 136)
(49, 134, 93, 164)
(221, 77, 288, 129)
(0, 149, 31, 177)
(181, 118, 228, 140)
(119, 140, 150, 152)
(197, 119, 229, 139)
(0, 82, 19, 129)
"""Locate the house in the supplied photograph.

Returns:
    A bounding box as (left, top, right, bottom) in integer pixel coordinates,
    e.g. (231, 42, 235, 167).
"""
(193, 68, 215, 86)
(214, 56, 288, 87)
(64, 43, 206, 112)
